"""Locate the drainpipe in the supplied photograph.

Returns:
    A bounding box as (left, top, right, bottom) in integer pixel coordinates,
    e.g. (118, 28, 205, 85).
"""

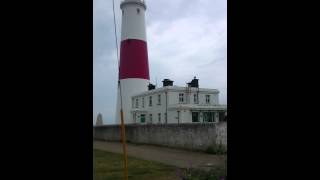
(165, 91, 168, 124)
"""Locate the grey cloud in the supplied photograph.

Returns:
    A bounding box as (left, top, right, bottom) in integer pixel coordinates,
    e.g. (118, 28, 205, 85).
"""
(94, 0, 227, 124)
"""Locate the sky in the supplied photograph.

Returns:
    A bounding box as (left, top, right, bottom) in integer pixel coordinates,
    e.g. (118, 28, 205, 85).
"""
(93, 0, 227, 125)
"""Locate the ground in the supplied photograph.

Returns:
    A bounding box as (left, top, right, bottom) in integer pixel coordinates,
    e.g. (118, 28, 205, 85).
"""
(94, 141, 226, 169)
(94, 149, 178, 180)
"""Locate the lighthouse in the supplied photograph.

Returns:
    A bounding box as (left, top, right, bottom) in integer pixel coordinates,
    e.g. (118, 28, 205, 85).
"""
(115, 0, 149, 124)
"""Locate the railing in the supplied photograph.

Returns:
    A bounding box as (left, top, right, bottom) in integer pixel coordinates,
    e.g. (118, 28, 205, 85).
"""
(121, 0, 145, 3)
(120, 0, 147, 10)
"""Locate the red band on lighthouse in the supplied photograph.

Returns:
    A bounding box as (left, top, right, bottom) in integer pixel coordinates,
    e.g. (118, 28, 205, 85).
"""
(119, 39, 149, 80)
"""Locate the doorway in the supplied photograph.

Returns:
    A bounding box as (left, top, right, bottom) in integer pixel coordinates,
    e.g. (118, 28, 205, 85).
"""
(140, 114, 145, 123)
(192, 112, 199, 122)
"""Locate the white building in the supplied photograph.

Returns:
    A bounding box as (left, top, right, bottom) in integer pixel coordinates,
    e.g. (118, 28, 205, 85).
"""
(130, 78, 227, 124)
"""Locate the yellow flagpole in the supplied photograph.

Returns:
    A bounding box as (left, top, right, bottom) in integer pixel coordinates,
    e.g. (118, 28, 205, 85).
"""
(112, 0, 129, 179)
(120, 109, 129, 180)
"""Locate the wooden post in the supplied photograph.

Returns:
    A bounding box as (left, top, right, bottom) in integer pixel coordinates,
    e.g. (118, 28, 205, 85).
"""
(120, 109, 128, 180)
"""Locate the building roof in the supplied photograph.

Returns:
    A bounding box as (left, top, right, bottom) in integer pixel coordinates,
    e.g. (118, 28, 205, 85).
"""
(132, 85, 219, 97)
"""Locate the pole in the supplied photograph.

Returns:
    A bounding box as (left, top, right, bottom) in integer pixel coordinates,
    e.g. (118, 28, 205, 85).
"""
(93, 127, 95, 180)
(120, 109, 129, 180)
(112, 0, 128, 179)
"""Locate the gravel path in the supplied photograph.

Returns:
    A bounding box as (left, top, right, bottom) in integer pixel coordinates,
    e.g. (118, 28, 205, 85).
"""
(94, 140, 226, 169)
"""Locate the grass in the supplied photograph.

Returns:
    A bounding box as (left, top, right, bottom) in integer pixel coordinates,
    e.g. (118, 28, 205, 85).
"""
(93, 149, 177, 180)
(94, 149, 227, 180)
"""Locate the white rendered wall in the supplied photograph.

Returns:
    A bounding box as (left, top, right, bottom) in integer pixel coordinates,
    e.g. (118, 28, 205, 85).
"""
(144, 92, 166, 123)
(182, 110, 192, 123)
(131, 88, 222, 124)
(196, 92, 219, 105)
(167, 91, 218, 106)
(172, 110, 192, 124)
(166, 110, 175, 124)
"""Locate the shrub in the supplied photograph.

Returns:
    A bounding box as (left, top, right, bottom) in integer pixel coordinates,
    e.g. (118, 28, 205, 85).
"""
(178, 166, 227, 180)
(205, 144, 227, 155)
(205, 145, 217, 154)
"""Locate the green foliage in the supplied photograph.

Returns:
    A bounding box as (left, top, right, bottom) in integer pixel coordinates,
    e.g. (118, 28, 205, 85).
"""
(205, 144, 227, 155)
(93, 149, 177, 180)
(93, 149, 227, 180)
(179, 166, 226, 180)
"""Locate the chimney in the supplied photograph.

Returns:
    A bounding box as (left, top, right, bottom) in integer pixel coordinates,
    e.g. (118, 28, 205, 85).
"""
(148, 83, 155, 90)
(189, 76, 199, 88)
(162, 79, 174, 87)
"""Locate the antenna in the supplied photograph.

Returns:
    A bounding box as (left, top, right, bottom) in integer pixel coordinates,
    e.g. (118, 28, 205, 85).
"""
(155, 76, 157, 87)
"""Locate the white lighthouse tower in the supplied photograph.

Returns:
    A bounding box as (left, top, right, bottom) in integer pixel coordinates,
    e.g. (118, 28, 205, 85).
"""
(115, 0, 150, 124)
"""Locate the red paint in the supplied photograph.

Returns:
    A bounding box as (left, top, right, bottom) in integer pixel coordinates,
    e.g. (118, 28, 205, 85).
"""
(119, 39, 149, 80)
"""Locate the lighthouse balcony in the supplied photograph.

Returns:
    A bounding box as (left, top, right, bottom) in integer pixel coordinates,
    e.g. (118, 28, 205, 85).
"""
(120, 0, 147, 10)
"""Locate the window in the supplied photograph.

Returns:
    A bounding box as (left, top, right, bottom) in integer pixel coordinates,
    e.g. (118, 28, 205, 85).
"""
(203, 112, 214, 122)
(142, 97, 144, 108)
(149, 96, 152, 106)
(137, 8, 140, 14)
(194, 94, 198, 104)
(157, 94, 161, 105)
(205, 95, 210, 104)
(132, 98, 134, 108)
(179, 93, 184, 103)
(135, 98, 139, 108)
(149, 114, 152, 123)
(158, 113, 161, 123)
(192, 112, 199, 122)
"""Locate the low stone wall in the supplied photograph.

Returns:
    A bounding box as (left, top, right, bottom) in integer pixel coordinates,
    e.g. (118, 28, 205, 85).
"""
(93, 122, 227, 151)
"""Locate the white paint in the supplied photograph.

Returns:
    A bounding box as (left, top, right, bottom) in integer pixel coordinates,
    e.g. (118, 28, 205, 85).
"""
(120, 0, 147, 41)
(131, 86, 227, 124)
(115, 78, 149, 124)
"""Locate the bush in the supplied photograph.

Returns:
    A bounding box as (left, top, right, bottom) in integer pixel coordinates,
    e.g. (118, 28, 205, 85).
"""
(177, 166, 227, 180)
(205, 144, 227, 155)
(205, 146, 217, 154)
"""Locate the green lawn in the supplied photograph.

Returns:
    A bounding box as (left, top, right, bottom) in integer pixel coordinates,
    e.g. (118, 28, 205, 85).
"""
(93, 149, 178, 180)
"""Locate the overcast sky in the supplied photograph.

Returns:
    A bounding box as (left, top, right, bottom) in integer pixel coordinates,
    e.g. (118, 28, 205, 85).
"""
(93, 0, 227, 124)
